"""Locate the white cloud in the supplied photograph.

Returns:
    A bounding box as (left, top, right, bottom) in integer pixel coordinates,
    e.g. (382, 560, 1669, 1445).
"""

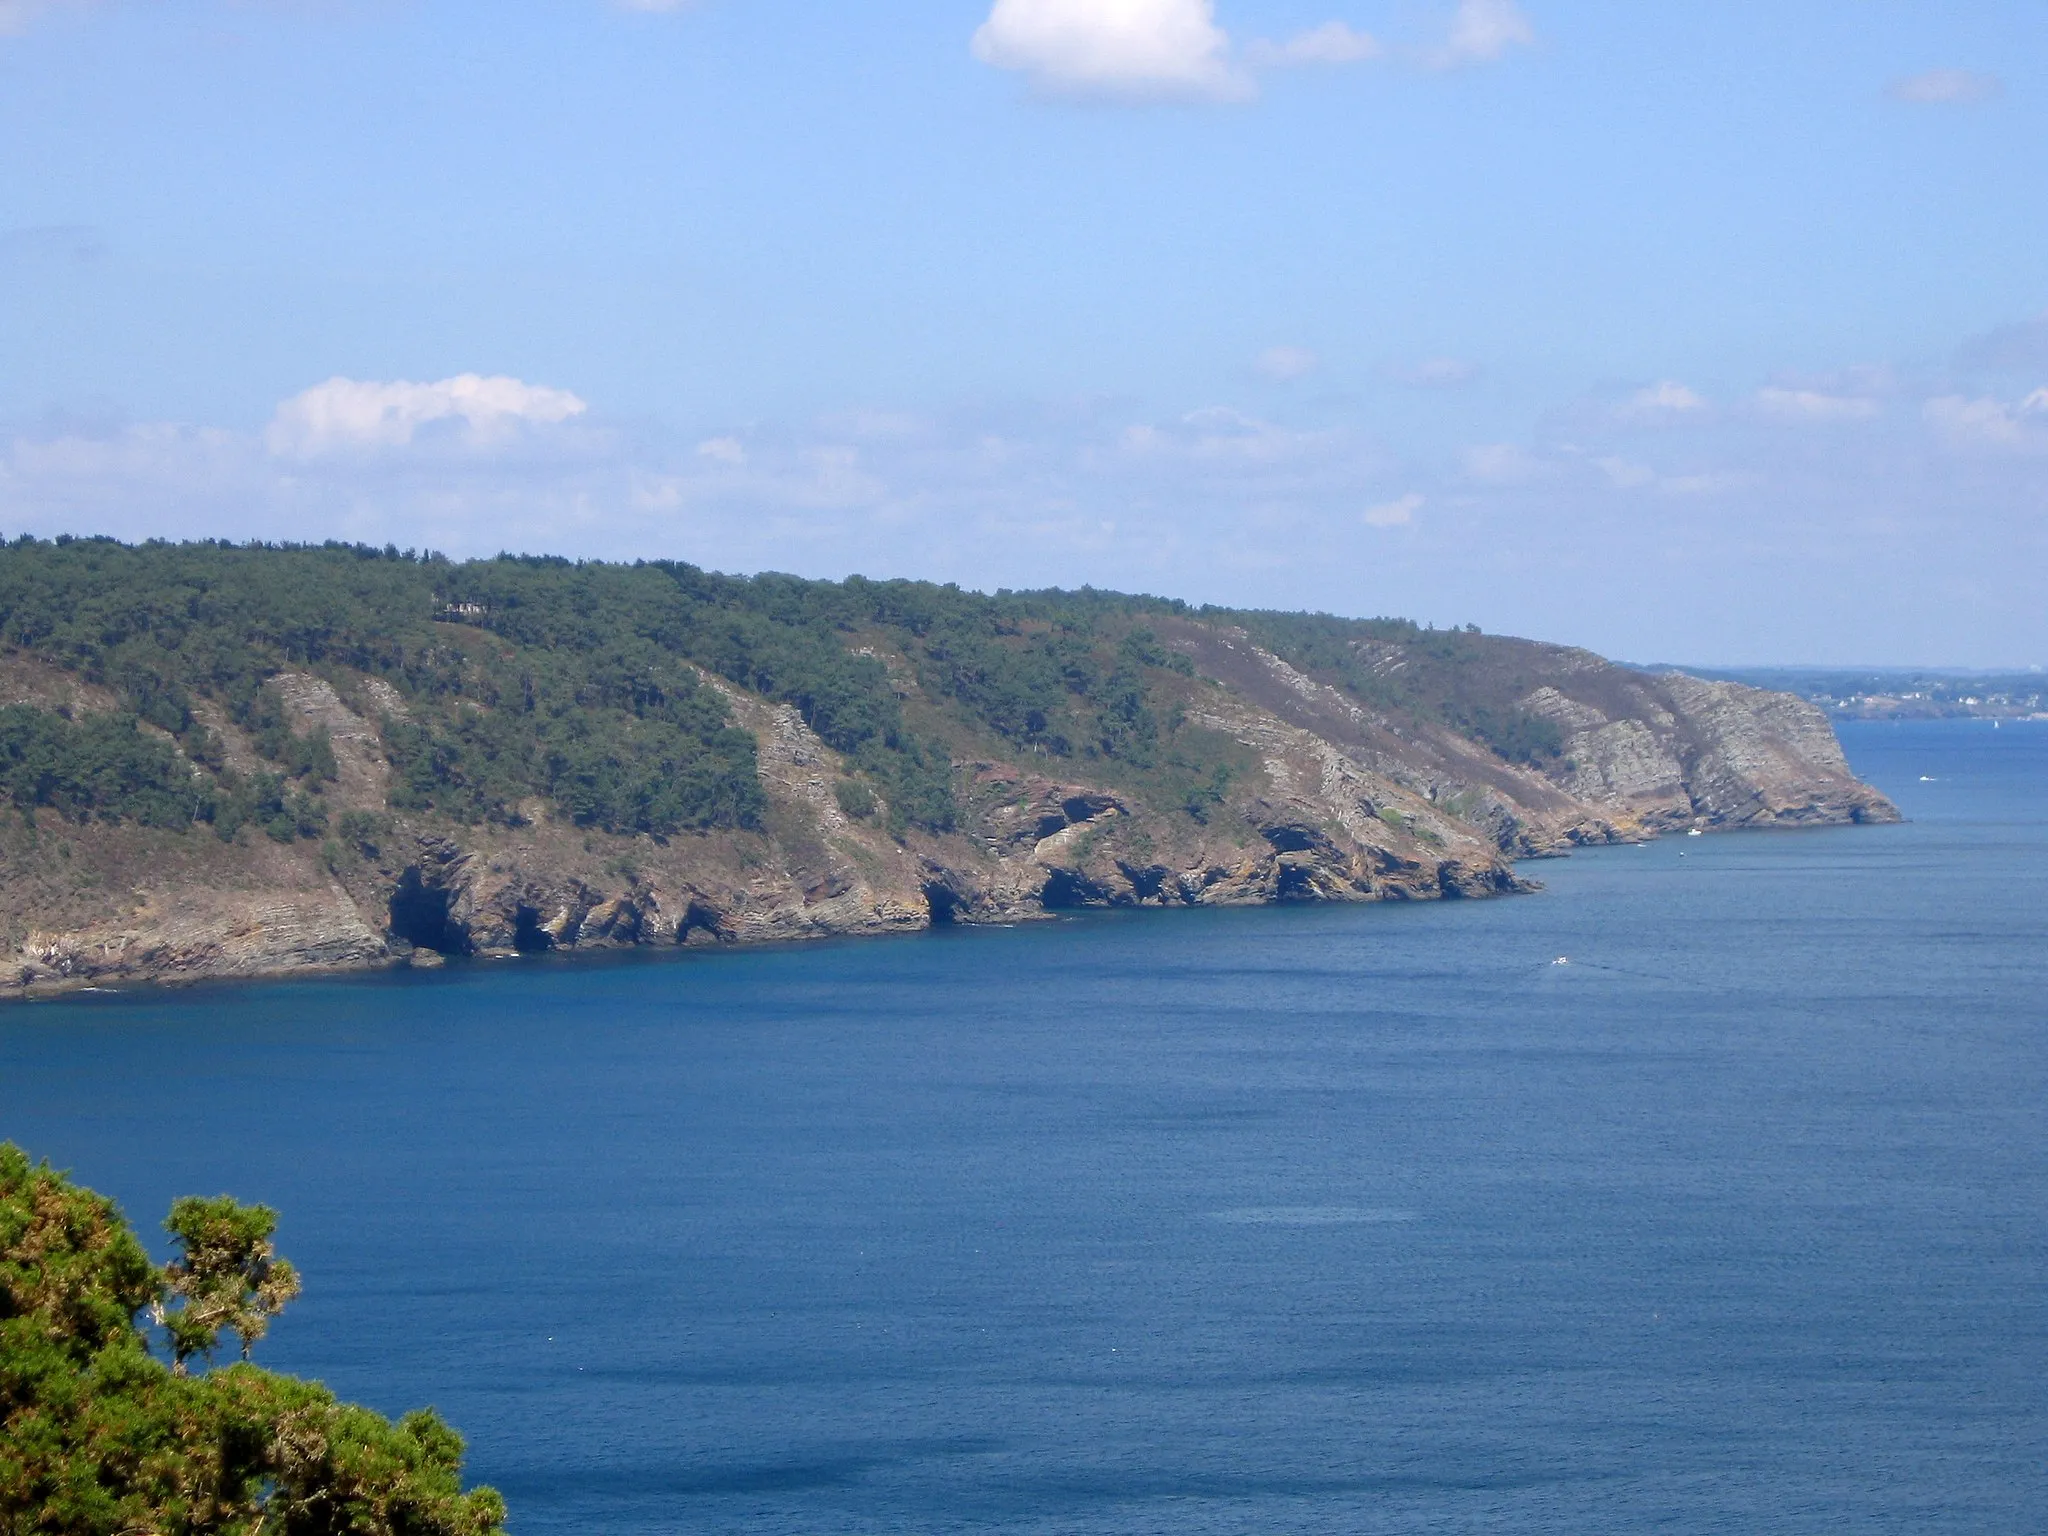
(1888, 68, 2002, 106)
(1924, 390, 2048, 452)
(1389, 356, 1480, 388)
(1753, 386, 1880, 423)
(1613, 380, 1708, 423)
(696, 435, 746, 466)
(1363, 491, 1423, 526)
(265, 374, 588, 458)
(1249, 21, 1381, 68)
(1254, 345, 1320, 380)
(971, 0, 1250, 102)
(1430, 0, 1534, 68)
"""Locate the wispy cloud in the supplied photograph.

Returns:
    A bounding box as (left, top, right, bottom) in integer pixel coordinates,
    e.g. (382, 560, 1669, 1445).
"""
(1363, 491, 1423, 527)
(1462, 442, 1548, 484)
(1428, 0, 1535, 69)
(1611, 380, 1708, 424)
(1924, 390, 2048, 452)
(1248, 21, 1381, 69)
(1388, 356, 1480, 389)
(1254, 345, 1320, 381)
(1955, 314, 2048, 373)
(1887, 68, 2002, 106)
(1752, 386, 1880, 423)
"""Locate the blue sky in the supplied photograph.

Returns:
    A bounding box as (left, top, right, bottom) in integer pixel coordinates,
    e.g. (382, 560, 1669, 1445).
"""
(3, 0, 2045, 665)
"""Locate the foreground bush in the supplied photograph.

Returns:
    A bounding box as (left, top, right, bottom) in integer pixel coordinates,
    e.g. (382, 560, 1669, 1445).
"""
(0, 1144, 505, 1536)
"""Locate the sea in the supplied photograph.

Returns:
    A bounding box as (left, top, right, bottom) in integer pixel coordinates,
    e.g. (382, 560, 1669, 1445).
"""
(2, 719, 2044, 1534)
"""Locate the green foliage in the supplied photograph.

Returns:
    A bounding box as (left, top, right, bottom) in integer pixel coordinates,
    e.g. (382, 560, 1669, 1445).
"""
(207, 772, 330, 845)
(159, 1196, 301, 1370)
(232, 684, 337, 783)
(0, 1142, 505, 1536)
(833, 778, 876, 820)
(1174, 760, 1236, 824)
(0, 541, 1240, 838)
(0, 537, 1574, 852)
(0, 706, 205, 828)
(1460, 703, 1564, 767)
(0, 1146, 156, 1359)
(0, 539, 767, 839)
(335, 809, 386, 854)
(1228, 609, 1564, 766)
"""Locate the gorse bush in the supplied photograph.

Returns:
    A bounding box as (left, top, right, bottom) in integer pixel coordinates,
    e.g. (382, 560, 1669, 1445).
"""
(0, 1142, 506, 1536)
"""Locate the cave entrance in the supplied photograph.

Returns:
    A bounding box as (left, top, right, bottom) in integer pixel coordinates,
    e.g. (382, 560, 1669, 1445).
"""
(923, 882, 961, 927)
(1275, 860, 1318, 901)
(1261, 825, 1319, 854)
(388, 869, 471, 955)
(512, 906, 554, 953)
(1039, 870, 1098, 910)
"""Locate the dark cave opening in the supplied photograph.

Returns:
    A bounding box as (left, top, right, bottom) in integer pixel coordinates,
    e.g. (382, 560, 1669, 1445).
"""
(512, 906, 554, 953)
(1274, 861, 1318, 901)
(923, 882, 962, 926)
(388, 869, 471, 955)
(1039, 870, 1096, 910)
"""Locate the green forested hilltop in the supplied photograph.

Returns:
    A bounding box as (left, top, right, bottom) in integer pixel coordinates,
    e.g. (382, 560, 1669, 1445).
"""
(0, 535, 1565, 842)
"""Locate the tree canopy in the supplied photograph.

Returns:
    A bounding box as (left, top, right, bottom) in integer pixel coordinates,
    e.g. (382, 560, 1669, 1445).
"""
(0, 1143, 505, 1536)
(0, 536, 1562, 844)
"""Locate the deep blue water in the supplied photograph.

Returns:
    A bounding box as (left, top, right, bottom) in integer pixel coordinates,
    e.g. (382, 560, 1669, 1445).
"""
(3, 720, 2046, 1533)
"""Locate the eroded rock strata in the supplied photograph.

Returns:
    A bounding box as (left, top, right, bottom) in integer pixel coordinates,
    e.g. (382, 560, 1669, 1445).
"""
(2, 631, 1895, 997)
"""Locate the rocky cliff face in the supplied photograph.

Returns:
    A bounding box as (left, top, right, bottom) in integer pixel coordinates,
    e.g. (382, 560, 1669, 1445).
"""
(0, 633, 1896, 998)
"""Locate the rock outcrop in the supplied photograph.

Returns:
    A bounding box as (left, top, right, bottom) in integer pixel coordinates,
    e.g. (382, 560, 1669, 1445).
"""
(0, 633, 1895, 999)
(1520, 667, 1896, 831)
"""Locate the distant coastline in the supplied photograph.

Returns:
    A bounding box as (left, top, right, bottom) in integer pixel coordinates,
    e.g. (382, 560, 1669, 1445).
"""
(1658, 666, 2048, 723)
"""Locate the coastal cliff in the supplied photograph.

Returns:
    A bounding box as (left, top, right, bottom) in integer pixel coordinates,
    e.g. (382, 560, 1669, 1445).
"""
(0, 541, 1895, 996)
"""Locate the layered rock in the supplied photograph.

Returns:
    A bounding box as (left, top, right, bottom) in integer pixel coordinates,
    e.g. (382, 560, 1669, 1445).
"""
(0, 636, 1895, 998)
(1523, 669, 1896, 831)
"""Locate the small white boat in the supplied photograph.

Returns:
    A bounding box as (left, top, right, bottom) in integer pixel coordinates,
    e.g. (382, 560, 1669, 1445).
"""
(1687, 827, 1704, 837)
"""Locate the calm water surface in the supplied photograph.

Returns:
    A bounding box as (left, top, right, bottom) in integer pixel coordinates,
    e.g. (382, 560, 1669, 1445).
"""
(3, 720, 2045, 1533)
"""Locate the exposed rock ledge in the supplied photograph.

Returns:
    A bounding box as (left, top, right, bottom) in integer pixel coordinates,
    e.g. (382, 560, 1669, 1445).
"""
(1, 659, 1895, 1000)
